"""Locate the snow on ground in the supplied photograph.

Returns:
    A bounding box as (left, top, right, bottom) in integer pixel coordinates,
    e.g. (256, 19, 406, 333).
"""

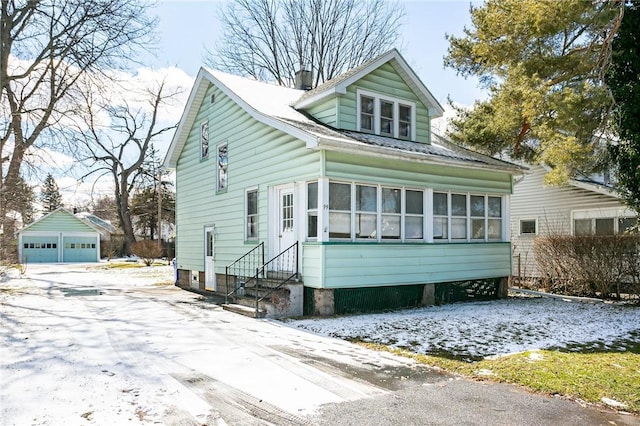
(2, 262, 639, 425)
(1, 263, 213, 425)
(289, 296, 640, 360)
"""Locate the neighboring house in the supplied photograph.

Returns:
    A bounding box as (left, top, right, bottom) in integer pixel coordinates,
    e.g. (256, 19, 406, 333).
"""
(163, 49, 523, 316)
(510, 164, 638, 279)
(17, 208, 101, 263)
(75, 211, 121, 258)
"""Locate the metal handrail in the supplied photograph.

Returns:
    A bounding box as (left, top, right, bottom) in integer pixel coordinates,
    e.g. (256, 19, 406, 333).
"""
(254, 241, 298, 312)
(225, 242, 264, 303)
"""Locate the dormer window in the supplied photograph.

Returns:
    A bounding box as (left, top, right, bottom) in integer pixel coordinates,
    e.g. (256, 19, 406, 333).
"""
(360, 95, 374, 131)
(357, 89, 415, 140)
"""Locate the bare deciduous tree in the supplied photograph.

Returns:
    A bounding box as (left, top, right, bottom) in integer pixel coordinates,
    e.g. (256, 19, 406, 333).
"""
(208, 0, 404, 87)
(0, 0, 156, 255)
(74, 77, 181, 255)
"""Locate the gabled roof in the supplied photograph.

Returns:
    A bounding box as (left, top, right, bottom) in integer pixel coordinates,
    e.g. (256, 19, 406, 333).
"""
(18, 207, 102, 234)
(294, 49, 444, 117)
(163, 52, 519, 174)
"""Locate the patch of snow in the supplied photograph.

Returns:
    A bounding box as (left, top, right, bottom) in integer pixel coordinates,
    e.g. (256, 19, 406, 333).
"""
(289, 296, 640, 360)
(601, 397, 629, 409)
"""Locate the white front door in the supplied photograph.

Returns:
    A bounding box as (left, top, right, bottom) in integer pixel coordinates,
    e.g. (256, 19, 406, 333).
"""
(278, 186, 296, 256)
(204, 226, 216, 291)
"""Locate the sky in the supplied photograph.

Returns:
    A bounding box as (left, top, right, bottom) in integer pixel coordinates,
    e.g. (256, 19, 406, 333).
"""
(39, 0, 487, 210)
(148, 0, 486, 105)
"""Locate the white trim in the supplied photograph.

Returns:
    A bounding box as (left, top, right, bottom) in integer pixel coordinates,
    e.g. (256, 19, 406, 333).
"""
(356, 89, 417, 141)
(318, 178, 330, 242)
(570, 207, 637, 235)
(269, 183, 296, 259)
(518, 218, 538, 236)
(201, 121, 209, 160)
(204, 225, 216, 291)
(294, 49, 445, 117)
(245, 186, 259, 241)
(216, 141, 228, 192)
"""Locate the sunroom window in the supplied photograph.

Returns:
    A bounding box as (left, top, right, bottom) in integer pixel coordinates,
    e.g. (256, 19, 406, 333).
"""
(381, 187, 401, 239)
(487, 196, 503, 240)
(451, 194, 467, 240)
(329, 182, 351, 239)
(433, 192, 448, 240)
(307, 182, 318, 238)
(433, 192, 503, 242)
(356, 185, 377, 239)
(405, 190, 424, 239)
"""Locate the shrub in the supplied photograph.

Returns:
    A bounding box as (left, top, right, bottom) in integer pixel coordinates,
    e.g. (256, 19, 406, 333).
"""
(131, 240, 163, 266)
(533, 235, 640, 298)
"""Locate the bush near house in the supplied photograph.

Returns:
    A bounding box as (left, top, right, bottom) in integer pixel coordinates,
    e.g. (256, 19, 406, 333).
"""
(534, 235, 640, 298)
(131, 240, 163, 266)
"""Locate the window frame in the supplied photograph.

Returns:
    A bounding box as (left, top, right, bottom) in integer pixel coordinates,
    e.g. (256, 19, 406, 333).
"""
(519, 219, 538, 236)
(572, 208, 638, 236)
(306, 181, 319, 240)
(216, 141, 228, 192)
(200, 121, 209, 160)
(245, 187, 258, 241)
(356, 89, 416, 141)
(432, 192, 505, 243)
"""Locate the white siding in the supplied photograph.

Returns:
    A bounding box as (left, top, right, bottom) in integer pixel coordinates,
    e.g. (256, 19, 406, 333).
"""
(510, 165, 625, 277)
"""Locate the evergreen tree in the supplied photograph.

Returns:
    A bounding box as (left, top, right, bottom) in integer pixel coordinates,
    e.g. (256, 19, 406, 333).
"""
(444, 0, 623, 184)
(40, 174, 63, 213)
(607, 1, 640, 215)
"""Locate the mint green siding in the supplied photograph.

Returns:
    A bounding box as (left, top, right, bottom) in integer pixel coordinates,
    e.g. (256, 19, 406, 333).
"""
(324, 151, 512, 194)
(303, 242, 511, 289)
(174, 84, 321, 273)
(27, 210, 96, 233)
(300, 63, 432, 142)
(18, 210, 99, 263)
(305, 98, 338, 127)
(339, 63, 432, 143)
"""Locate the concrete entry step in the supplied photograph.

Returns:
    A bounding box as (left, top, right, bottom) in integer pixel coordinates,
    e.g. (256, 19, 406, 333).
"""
(222, 303, 265, 318)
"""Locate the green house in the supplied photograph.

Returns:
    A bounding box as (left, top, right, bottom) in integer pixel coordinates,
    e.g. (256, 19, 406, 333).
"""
(164, 49, 523, 316)
(17, 208, 101, 263)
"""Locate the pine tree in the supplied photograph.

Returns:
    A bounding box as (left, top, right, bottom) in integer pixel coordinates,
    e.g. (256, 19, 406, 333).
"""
(444, 0, 623, 184)
(607, 1, 640, 215)
(40, 174, 63, 213)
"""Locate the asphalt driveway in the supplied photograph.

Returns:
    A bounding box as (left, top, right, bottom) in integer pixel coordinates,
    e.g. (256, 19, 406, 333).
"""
(1, 263, 636, 425)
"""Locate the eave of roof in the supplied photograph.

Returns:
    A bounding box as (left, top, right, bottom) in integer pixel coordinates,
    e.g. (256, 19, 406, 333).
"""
(163, 64, 519, 175)
(163, 68, 321, 169)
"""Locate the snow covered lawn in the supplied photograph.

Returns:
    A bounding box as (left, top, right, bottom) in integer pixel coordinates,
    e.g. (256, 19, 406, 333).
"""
(289, 296, 640, 361)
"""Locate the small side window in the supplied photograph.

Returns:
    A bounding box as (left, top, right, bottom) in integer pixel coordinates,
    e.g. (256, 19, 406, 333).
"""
(520, 219, 537, 235)
(201, 122, 209, 159)
(217, 142, 228, 191)
(246, 189, 258, 240)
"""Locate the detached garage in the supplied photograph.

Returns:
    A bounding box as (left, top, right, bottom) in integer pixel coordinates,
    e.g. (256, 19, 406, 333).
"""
(17, 208, 101, 263)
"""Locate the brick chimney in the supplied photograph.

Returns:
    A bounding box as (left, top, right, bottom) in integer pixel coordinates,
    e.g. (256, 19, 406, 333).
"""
(294, 70, 313, 90)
